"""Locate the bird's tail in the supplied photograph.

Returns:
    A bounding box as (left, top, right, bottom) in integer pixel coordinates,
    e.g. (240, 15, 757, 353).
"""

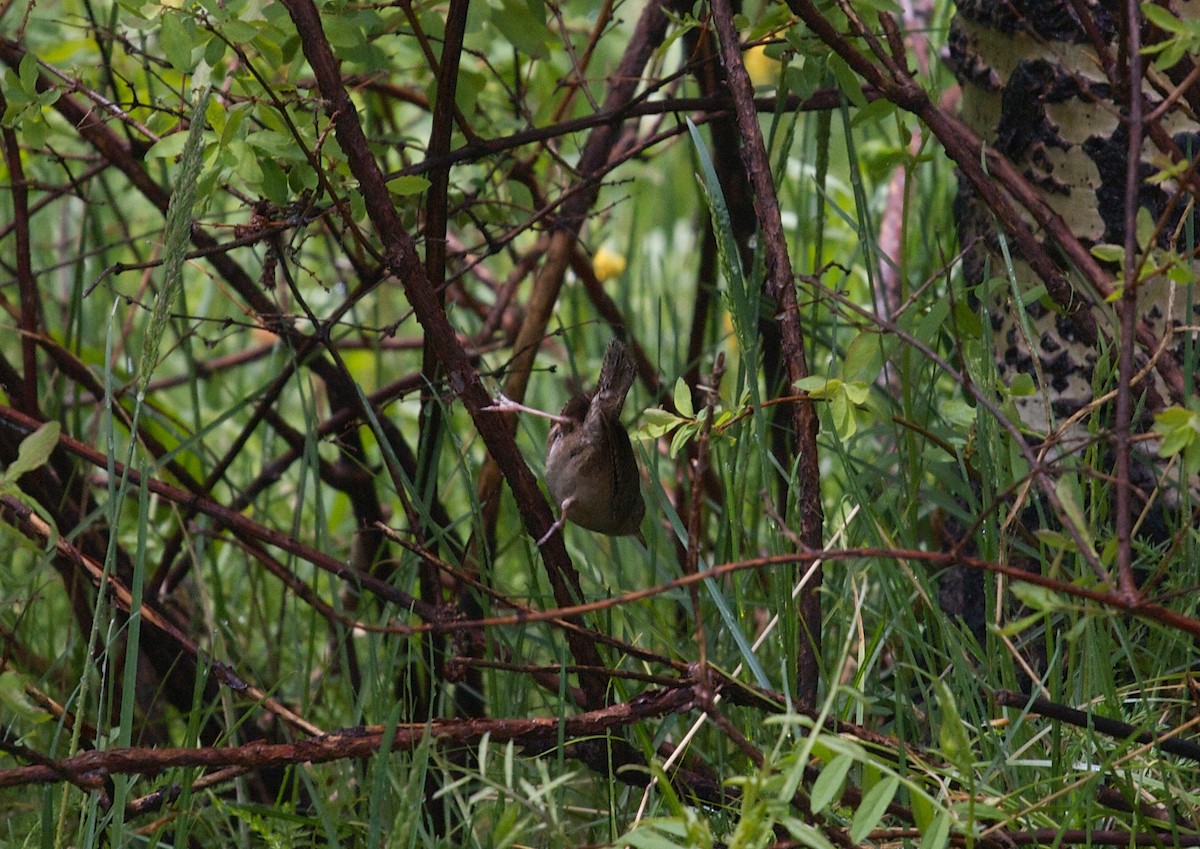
(593, 339, 636, 418)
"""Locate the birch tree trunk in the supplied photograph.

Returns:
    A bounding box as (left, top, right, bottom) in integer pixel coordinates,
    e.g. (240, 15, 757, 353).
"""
(949, 0, 1200, 537)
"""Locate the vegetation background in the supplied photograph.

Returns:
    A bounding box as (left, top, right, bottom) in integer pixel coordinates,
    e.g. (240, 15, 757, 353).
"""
(0, 0, 1197, 846)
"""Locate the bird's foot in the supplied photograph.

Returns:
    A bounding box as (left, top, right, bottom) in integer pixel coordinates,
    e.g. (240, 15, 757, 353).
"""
(536, 498, 574, 546)
(483, 393, 571, 424)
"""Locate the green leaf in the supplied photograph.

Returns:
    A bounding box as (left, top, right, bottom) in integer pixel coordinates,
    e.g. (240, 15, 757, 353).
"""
(911, 789, 936, 831)
(785, 60, 820, 102)
(935, 681, 972, 774)
(145, 133, 190, 161)
(259, 158, 289, 205)
(1150, 38, 1189, 69)
(669, 422, 695, 458)
(842, 381, 870, 406)
(831, 391, 856, 439)
(795, 375, 836, 398)
(1089, 243, 1124, 263)
(232, 143, 263, 185)
(911, 296, 950, 343)
(219, 101, 252, 147)
(1135, 206, 1156, 250)
(386, 175, 431, 198)
(1008, 373, 1036, 396)
(940, 399, 976, 429)
(204, 34, 227, 66)
(842, 331, 883, 383)
(1167, 260, 1193, 283)
(748, 4, 796, 40)
(247, 129, 307, 162)
(1186, 433, 1200, 471)
(322, 15, 367, 49)
(1158, 425, 1195, 458)
(1142, 3, 1185, 34)
(5, 421, 61, 482)
(919, 810, 951, 849)
(454, 67, 487, 114)
(491, 0, 549, 59)
(1033, 528, 1078, 552)
(1155, 405, 1197, 427)
(223, 18, 260, 44)
(995, 611, 1045, 637)
(1, 70, 32, 125)
(849, 774, 898, 843)
(18, 51, 40, 96)
(492, 802, 523, 846)
(160, 11, 197, 72)
(949, 800, 1008, 823)
(810, 754, 852, 813)
(1154, 405, 1200, 467)
(780, 817, 838, 849)
(633, 408, 685, 441)
(804, 730, 868, 764)
(954, 297, 984, 339)
(1019, 283, 1048, 307)
(618, 819, 702, 849)
(1008, 581, 1065, 612)
(850, 96, 896, 127)
(642, 407, 683, 428)
(673, 377, 695, 419)
(1055, 476, 1095, 557)
(828, 54, 867, 108)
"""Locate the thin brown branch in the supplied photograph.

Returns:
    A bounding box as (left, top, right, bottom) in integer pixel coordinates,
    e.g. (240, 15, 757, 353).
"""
(994, 689, 1200, 762)
(0, 685, 696, 789)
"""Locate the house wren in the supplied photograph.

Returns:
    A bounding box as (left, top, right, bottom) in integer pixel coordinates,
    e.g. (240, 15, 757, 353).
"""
(543, 339, 645, 541)
(486, 339, 645, 544)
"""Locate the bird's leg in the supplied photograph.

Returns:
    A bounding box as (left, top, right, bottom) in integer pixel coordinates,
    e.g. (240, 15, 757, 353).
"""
(536, 496, 575, 546)
(483, 393, 572, 425)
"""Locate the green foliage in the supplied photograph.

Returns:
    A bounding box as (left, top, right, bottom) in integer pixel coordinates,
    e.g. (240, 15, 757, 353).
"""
(0, 422, 59, 486)
(1154, 403, 1200, 472)
(0, 422, 62, 537)
(633, 377, 740, 457)
(1141, 2, 1200, 69)
(1, 53, 61, 143)
(794, 376, 871, 440)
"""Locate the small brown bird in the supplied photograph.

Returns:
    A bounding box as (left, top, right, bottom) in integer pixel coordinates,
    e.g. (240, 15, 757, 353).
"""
(487, 339, 645, 544)
(544, 339, 645, 541)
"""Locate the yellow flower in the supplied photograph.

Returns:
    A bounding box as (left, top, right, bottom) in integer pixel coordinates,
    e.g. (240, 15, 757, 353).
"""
(592, 247, 627, 282)
(744, 44, 780, 87)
